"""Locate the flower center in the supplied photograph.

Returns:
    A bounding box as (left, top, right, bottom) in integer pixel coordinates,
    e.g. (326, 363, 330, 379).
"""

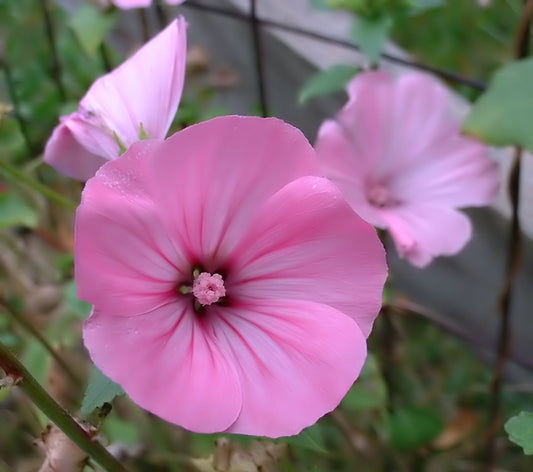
(192, 272, 226, 306)
(366, 183, 397, 208)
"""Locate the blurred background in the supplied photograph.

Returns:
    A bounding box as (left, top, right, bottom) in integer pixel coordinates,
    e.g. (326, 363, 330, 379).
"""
(1, 0, 533, 470)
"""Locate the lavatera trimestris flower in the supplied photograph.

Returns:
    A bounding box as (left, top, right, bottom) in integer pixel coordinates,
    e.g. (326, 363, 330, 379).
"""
(315, 70, 499, 267)
(44, 17, 186, 181)
(75, 115, 388, 437)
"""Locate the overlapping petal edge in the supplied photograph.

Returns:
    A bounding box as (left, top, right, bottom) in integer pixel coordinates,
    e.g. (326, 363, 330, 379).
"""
(44, 17, 187, 181)
(75, 115, 387, 437)
(111, 0, 186, 9)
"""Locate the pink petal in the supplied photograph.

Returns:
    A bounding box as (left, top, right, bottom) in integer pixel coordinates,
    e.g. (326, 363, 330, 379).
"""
(340, 71, 451, 177)
(387, 72, 450, 164)
(391, 135, 499, 207)
(210, 299, 367, 437)
(139, 116, 320, 266)
(43, 121, 108, 181)
(338, 71, 392, 174)
(382, 205, 472, 267)
(315, 119, 387, 228)
(111, 0, 151, 9)
(84, 302, 242, 432)
(75, 151, 192, 315)
(228, 176, 387, 338)
(45, 18, 186, 180)
(81, 17, 186, 148)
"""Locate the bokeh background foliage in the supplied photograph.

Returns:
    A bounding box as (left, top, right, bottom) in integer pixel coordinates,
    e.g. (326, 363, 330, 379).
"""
(1, 0, 533, 471)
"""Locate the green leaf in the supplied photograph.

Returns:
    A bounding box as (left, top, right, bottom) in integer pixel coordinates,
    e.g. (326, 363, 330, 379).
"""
(69, 4, 117, 57)
(387, 407, 443, 451)
(63, 280, 92, 319)
(463, 58, 533, 151)
(284, 423, 329, 454)
(407, 0, 445, 15)
(309, 0, 331, 9)
(351, 15, 392, 65)
(341, 354, 388, 411)
(0, 192, 38, 229)
(298, 65, 359, 105)
(81, 366, 124, 417)
(104, 417, 140, 445)
(505, 411, 533, 455)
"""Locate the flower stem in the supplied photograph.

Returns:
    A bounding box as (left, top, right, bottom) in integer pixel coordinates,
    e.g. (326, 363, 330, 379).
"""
(483, 0, 532, 466)
(0, 158, 78, 211)
(0, 340, 130, 472)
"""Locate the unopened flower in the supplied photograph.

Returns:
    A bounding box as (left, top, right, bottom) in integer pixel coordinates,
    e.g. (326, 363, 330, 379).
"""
(44, 18, 186, 180)
(315, 71, 499, 267)
(111, 0, 185, 8)
(76, 115, 387, 437)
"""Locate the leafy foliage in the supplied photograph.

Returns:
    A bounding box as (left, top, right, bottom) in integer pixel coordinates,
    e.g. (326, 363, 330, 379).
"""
(463, 58, 533, 151)
(505, 412, 533, 455)
(298, 65, 358, 105)
(351, 15, 393, 64)
(69, 3, 117, 57)
(80, 366, 124, 417)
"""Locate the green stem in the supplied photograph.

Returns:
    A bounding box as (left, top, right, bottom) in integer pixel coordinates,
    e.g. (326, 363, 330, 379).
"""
(0, 159, 78, 211)
(0, 340, 130, 472)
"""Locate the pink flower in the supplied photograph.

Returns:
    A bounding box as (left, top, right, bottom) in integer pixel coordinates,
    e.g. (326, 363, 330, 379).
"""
(111, 0, 186, 8)
(76, 115, 387, 436)
(315, 71, 499, 267)
(44, 18, 187, 181)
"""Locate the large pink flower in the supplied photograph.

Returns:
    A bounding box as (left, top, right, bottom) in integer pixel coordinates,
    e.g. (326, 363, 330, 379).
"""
(315, 71, 499, 267)
(44, 18, 187, 181)
(111, 0, 186, 8)
(75, 116, 387, 437)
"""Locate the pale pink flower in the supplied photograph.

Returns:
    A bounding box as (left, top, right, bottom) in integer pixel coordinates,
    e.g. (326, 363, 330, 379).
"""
(111, 0, 185, 8)
(44, 18, 187, 181)
(315, 71, 499, 267)
(76, 115, 387, 436)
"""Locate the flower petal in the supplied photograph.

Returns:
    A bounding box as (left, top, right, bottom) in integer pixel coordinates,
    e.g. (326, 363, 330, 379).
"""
(228, 176, 387, 337)
(45, 18, 187, 180)
(382, 205, 472, 267)
(390, 136, 499, 207)
(140, 116, 320, 266)
(340, 71, 451, 177)
(84, 302, 242, 432)
(81, 17, 186, 148)
(210, 299, 367, 437)
(315, 119, 387, 228)
(43, 120, 109, 181)
(111, 0, 151, 8)
(75, 148, 191, 315)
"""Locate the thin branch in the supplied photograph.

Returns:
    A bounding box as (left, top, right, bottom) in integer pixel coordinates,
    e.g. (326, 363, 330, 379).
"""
(38, 0, 66, 101)
(181, 0, 487, 90)
(379, 305, 396, 412)
(138, 9, 151, 43)
(484, 0, 532, 466)
(0, 298, 83, 388)
(1, 59, 36, 155)
(0, 158, 78, 211)
(250, 0, 268, 116)
(155, 2, 170, 28)
(99, 43, 113, 73)
(0, 340, 130, 472)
